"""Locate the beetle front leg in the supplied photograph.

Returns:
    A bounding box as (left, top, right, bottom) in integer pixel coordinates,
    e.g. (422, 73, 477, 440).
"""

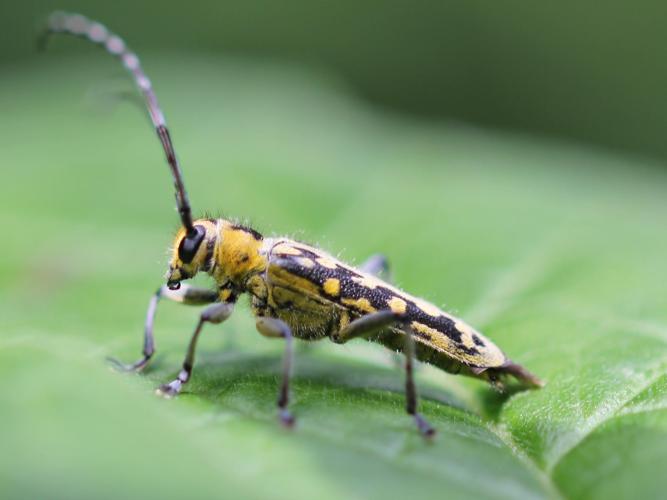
(255, 317, 295, 427)
(156, 301, 234, 398)
(107, 284, 218, 372)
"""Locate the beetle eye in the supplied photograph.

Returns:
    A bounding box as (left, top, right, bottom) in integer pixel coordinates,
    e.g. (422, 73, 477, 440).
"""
(178, 225, 205, 263)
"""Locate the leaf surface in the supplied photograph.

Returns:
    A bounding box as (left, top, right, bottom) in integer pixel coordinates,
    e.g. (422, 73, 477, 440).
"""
(1, 56, 666, 500)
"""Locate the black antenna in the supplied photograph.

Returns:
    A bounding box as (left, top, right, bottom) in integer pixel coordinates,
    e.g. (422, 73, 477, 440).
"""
(42, 12, 196, 234)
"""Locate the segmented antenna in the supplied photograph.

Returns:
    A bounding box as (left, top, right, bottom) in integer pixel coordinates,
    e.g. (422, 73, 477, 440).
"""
(42, 12, 196, 234)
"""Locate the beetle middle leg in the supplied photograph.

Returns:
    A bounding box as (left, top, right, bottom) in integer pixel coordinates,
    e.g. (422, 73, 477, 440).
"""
(331, 311, 436, 438)
(108, 284, 218, 372)
(255, 317, 295, 427)
(156, 301, 234, 398)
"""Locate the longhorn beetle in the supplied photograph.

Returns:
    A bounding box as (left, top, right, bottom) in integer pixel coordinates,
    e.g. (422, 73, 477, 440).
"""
(42, 12, 543, 438)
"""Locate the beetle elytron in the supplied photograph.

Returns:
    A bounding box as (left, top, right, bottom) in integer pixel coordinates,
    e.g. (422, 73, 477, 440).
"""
(43, 12, 542, 437)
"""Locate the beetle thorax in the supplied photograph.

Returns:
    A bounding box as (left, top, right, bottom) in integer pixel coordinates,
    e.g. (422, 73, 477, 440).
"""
(210, 220, 267, 286)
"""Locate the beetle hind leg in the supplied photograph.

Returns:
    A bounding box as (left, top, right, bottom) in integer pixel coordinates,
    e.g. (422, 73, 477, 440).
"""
(403, 325, 436, 439)
(330, 311, 436, 439)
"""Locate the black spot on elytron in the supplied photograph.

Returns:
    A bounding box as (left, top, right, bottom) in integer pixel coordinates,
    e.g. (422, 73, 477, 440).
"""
(458, 344, 480, 356)
(472, 334, 485, 347)
(412, 329, 431, 341)
(230, 224, 263, 240)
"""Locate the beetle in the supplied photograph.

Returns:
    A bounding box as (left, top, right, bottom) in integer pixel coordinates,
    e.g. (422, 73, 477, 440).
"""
(43, 11, 542, 438)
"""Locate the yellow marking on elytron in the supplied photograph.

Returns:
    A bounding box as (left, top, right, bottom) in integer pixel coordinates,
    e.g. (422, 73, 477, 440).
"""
(288, 242, 432, 310)
(268, 266, 321, 296)
(411, 297, 444, 317)
(388, 296, 407, 314)
(296, 257, 315, 268)
(323, 278, 341, 296)
(272, 286, 327, 311)
(272, 243, 303, 255)
(411, 321, 506, 366)
(351, 275, 384, 289)
(455, 321, 478, 349)
(476, 343, 506, 367)
(342, 297, 376, 313)
(316, 257, 338, 269)
(411, 321, 445, 344)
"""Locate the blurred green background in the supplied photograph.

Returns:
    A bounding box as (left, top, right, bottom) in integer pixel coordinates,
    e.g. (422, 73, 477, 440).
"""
(2, 3, 667, 500)
(3, 0, 667, 161)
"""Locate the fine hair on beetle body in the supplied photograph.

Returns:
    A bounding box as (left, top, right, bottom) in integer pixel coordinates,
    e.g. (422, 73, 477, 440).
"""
(41, 11, 543, 439)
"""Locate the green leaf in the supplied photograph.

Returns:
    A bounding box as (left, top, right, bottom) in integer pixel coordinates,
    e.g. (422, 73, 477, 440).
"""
(1, 55, 666, 500)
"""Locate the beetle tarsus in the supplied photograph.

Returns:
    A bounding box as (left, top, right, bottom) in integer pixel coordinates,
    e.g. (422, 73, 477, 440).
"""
(279, 408, 296, 428)
(156, 380, 182, 398)
(414, 413, 436, 439)
(106, 355, 150, 373)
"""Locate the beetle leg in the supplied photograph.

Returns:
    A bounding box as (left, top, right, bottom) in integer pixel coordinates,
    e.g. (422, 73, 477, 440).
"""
(156, 301, 234, 398)
(330, 310, 399, 344)
(359, 253, 392, 282)
(403, 324, 436, 438)
(108, 284, 219, 372)
(330, 311, 436, 438)
(358, 255, 402, 366)
(255, 317, 295, 428)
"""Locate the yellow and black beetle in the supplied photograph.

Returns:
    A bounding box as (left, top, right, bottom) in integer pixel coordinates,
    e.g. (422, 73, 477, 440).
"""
(43, 12, 542, 437)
